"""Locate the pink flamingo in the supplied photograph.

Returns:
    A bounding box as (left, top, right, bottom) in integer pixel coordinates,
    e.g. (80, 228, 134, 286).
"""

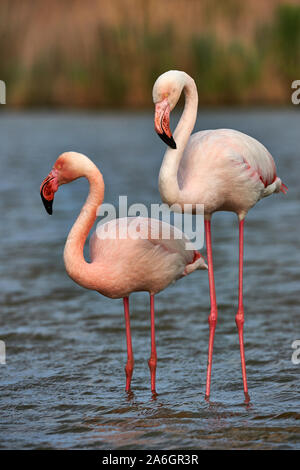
(40, 151, 207, 394)
(153, 70, 287, 402)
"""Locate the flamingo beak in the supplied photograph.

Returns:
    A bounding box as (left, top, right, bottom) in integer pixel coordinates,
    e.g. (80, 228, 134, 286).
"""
(154, 98, 176, 149)
(40, 171, 58, 215)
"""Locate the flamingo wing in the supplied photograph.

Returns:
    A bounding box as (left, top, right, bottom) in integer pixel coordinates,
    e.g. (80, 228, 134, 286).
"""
(90, 217, 206, 292)
(179, 129, 285, 200)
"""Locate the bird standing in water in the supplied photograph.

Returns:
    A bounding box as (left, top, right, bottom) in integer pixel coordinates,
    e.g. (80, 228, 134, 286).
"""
(40, 151, 207, 394)
(153, 70, 287, 402)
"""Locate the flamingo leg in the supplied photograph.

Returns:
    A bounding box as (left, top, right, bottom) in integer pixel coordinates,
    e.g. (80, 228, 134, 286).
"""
(204, 219, 218, 400)
(148, 294, 157, 394)
(123, 296, 134, 392)
(235, 219, 250, 403)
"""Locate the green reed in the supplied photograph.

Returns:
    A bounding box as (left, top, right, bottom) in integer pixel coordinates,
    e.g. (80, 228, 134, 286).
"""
(0, 2, 300, 107)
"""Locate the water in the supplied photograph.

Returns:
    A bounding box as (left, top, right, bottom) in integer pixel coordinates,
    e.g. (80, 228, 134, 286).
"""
(0, 109, 299, 449)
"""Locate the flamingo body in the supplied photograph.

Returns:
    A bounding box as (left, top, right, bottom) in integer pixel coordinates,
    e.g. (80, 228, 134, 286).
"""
(153, 70, 287, 402)
(177, 128, 282, 218)
(89, 217, 205, 299)
(40, 151, 207, 394)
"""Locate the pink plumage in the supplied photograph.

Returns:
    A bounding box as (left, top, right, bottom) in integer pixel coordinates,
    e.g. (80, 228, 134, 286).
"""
(153, 70, 287, 403)
(40, 151, 207, 395)
(178, 128, 285, 218)
(90, 216, 205, 299)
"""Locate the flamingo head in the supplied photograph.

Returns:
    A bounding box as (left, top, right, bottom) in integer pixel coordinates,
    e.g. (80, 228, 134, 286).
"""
(40, 152, 93, 215)
(153, 70, 186, 149)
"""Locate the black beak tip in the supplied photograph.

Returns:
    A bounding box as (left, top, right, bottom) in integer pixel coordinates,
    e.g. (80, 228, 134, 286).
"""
(40, 192, 53, 215)
(46, 204, 53, 215)
(157, 131, 177, 149)
(169, 138, 177, 150)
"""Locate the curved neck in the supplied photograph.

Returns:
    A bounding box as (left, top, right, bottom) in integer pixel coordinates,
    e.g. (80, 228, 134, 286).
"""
(158, 75, 198, 205)
(63, 167, 104, 290)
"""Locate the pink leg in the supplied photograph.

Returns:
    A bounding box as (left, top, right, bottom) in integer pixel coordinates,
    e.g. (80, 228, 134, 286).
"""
(235, 219, 250, 403)
(123, 297, 134, 392)
(148, 294, 157, 394)
(205, 219, 218, 400)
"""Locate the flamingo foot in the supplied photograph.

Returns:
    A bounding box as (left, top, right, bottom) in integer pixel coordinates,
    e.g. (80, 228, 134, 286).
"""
(148, 356, 157, 395)
(123, 297, 134, 392)
(149, 294, 157, 395)
(205, 314, 217, 400)
(125, 359, 134, 392)
(235, 310, 249, 402)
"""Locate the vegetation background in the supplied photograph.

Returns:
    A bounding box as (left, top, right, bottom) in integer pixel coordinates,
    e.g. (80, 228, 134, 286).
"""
(1, 0, 300, 107)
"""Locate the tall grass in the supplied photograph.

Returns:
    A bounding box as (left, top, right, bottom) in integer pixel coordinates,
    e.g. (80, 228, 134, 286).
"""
(191, 36, 262, 104)
(273, 4, 300, 82)
(0, 0, 300, 107)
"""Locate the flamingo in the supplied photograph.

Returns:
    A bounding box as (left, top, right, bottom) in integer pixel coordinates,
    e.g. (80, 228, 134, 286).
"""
(40, 151, 207, 394)
(153, 70, 287, 402)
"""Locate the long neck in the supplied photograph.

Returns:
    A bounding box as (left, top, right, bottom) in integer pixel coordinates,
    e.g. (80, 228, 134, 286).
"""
(63, 167, 104, 290)
(158, 75, 198, 205)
